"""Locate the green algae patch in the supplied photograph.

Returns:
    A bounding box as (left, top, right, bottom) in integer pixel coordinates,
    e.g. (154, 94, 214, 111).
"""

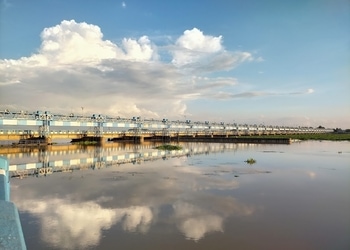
(155, 144, 182, 150)
(245, 158, 257, 164)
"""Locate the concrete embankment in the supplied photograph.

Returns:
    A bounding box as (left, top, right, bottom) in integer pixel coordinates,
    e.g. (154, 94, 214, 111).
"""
(0, 157, 27, 250)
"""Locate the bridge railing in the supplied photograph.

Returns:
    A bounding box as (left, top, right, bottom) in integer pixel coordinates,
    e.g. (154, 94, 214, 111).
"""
(0, 111, 333, 135)
(0, 126, 333, 138)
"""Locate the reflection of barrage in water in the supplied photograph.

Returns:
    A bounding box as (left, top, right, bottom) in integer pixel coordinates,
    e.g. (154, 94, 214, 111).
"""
(8, 143, 249, 179)
(12, 170, 31, 179)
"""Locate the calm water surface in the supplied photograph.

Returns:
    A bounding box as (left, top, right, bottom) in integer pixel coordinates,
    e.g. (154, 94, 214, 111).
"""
(5, 141, 350, 250)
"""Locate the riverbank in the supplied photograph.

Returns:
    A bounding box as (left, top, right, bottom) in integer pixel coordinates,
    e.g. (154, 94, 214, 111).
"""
(237, 133, 350, 141)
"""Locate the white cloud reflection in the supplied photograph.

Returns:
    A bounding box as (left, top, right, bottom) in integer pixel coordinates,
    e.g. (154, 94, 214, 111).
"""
(172, 195, 254, 241)
(11, 154, 258, 247)
(115, 206, 154, 233)
(173, 201, 223, 241)
(15, 198, 154, 249)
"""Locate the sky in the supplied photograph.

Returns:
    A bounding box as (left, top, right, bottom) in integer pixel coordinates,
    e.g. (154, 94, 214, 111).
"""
(0, 0, 349, 128)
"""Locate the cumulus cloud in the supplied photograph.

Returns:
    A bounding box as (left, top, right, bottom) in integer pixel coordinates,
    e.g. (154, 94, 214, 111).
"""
(122, 36, 158, 61)
(171, 28, 255, 73)
(0, 20, 259, 118)
(38, 20, 158, 64)
(172, 28, 223, 65)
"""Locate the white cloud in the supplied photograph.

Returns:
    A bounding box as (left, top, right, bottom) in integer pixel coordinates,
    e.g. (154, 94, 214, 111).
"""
(172, 28, 222, 66)
(0, 20, 260, 118)
(122, 1, 126, 8)
(122, 36, 158, 61)
(38, 20, 157, 65)
(40, 20, 120, 65)
(171, 28, 255, 73)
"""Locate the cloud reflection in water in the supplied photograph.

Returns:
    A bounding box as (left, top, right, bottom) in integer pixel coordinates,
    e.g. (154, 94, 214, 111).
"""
(16, 198, 155, 249)
(12, 152, 257, 248)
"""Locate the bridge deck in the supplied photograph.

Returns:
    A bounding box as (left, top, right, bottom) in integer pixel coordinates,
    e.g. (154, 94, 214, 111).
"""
(0, 112, 332, 144)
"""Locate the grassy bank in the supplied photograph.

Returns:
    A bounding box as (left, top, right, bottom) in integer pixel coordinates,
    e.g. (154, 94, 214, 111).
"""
(234, 133, 350, 141)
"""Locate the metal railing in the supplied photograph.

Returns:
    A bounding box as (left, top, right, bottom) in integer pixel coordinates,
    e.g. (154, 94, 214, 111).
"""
(0, 110, 333, 135)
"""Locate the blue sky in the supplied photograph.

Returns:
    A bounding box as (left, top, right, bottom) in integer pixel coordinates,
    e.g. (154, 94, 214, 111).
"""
(0, 0, 349, 128)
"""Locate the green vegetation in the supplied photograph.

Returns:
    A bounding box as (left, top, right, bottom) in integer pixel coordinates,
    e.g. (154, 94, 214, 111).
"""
(245, 158, 256, 164)
(155, 144, 182, 150)
(71, 141, 98, 145)
(236, 133, 350, 141)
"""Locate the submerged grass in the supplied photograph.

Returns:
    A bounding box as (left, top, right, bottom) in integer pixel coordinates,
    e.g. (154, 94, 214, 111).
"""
(155, 144, 182, 150)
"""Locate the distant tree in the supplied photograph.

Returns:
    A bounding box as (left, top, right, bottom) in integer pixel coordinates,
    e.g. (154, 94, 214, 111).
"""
(317, 125, 325, 129)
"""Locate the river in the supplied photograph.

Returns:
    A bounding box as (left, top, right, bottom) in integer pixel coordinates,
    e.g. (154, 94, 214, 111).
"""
(5, 140, 350, 250)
